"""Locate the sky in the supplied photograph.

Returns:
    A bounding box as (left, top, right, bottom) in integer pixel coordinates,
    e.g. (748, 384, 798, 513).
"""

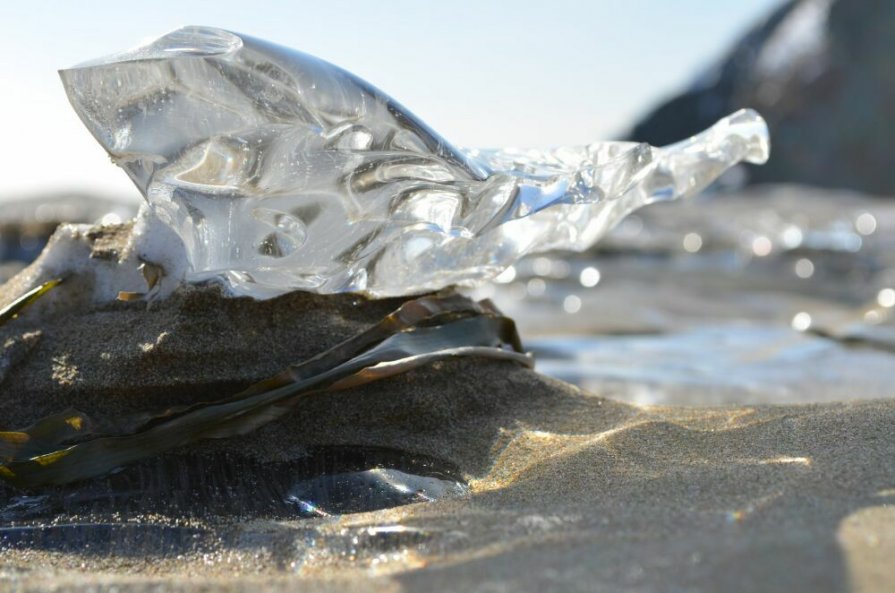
(0, 0, 780, 202)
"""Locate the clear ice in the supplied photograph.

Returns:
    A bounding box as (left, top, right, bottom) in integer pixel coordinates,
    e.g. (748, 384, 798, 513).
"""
(60, 26, 770, 298)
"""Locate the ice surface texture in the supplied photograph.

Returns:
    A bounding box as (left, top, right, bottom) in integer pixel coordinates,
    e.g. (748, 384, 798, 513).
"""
(60, 26, 769, 298)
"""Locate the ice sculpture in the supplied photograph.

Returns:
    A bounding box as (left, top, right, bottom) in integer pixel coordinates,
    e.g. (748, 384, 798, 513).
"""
(60, 26, 769, 298)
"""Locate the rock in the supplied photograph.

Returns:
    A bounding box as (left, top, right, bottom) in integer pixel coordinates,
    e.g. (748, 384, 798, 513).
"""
(628, 0, 895, 195)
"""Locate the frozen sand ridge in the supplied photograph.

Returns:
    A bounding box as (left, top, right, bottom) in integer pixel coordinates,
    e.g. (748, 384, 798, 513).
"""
(2, 205, 188, 305)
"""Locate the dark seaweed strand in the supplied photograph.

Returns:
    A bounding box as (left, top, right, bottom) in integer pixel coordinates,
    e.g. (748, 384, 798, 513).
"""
(199, 314, 532, 440)
(0, 278, 64, 328)
(0, 313, 528, 487)
(0, 293, 530, 488)
(122, 290, 494, 435)
(0, 290, 492, 460)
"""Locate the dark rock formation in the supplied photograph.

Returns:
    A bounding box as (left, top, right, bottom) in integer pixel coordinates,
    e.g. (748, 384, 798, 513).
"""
(628, 0, 895, 195)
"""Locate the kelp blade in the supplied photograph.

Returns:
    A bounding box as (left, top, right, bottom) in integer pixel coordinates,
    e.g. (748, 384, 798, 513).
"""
(0, 278, 63, 327)
(0, 293, 530, 488)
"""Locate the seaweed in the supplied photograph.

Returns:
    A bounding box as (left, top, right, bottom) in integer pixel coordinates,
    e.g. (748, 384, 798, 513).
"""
(0, 278, 63, 327)
(0, 291, 531, 488)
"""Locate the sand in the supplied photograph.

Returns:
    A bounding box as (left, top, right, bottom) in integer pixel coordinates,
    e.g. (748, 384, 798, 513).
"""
(1, 224, 894, 592)
(2, 382, 893, 593)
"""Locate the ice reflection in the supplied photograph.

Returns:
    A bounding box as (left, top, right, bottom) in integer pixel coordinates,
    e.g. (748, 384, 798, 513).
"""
(855, 212, 877, 236)
(579, 267, 601, 287)
(287, 467, 468, 518)
(562, 295, 582, 314)
(683, 232, 703, 253)
(791, 312, 812, 331)
(794, 258, 814, 278)
(877, 289, 895, 308)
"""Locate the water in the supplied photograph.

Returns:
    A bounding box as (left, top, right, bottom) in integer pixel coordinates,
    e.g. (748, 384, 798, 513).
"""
(473, 184, 895, 406)
(529, 326, 895, 405)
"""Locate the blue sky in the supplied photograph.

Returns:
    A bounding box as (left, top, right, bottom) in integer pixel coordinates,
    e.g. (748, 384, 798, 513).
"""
(0, 0, 780, 201)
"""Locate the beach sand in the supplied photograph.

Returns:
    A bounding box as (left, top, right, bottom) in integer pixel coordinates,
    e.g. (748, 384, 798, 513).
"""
(2, 374, 893, 592)
(1, 226, 894, 592)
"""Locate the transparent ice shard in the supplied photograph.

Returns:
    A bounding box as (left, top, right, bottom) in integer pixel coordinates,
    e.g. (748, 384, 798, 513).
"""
(60, 26, 769, 298)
